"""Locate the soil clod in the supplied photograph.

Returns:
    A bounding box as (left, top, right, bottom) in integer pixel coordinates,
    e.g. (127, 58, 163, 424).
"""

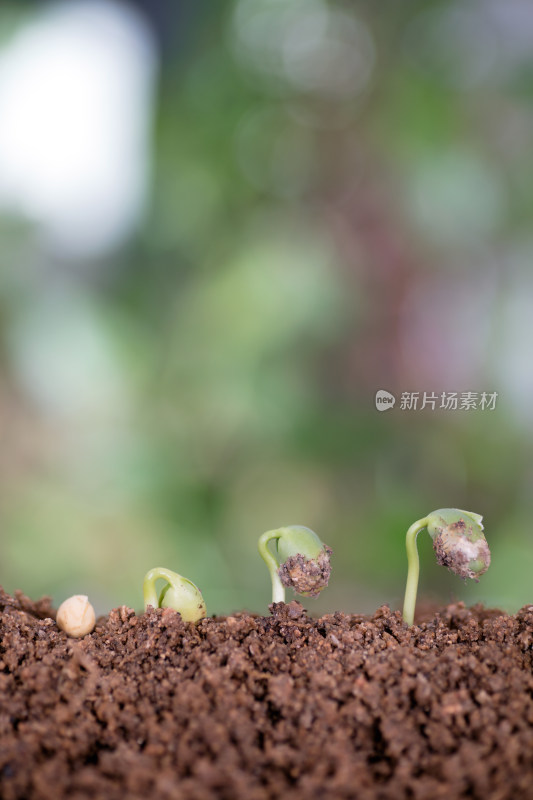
(277, 546, 332, 597)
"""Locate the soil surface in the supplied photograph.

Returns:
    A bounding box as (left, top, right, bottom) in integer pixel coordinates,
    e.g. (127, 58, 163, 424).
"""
(1, 588, 533, 800)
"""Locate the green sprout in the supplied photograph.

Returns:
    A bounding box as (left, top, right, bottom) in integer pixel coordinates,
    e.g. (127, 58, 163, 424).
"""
(258, 525, 332, 604)
(143, 567, 207, 622)
(402, 508, 490, 625)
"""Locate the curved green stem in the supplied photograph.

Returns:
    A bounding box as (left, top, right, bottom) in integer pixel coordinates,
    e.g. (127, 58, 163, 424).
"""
(143, 567, 207, 623)
(402, 517, 430, 626)
(143, 567, 178, 610)
(258, 530, 286, 604)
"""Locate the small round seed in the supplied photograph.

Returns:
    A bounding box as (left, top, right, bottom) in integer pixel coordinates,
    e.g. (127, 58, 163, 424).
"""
(56, 595, 96, 638)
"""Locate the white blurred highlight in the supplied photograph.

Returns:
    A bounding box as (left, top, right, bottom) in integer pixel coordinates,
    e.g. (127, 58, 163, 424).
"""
(232, 0, 374, 99)
(283, 10, 374, 98)
(0, 0, 157, 257)
(7, 290, 128, 420)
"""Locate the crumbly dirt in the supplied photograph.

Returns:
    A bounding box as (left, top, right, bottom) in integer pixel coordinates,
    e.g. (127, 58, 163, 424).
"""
(1, 588, 533, 800)
(277, 546, 333, 597)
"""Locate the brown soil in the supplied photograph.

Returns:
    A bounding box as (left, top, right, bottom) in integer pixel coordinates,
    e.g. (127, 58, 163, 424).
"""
(1, 588, 533, 800)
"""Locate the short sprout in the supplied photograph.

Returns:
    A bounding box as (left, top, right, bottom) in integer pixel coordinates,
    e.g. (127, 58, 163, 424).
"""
(258, 525, 332, 604)
(56, 594, 96, 638)
(143, 567, 206, 623)
(402, 508, 490, 625)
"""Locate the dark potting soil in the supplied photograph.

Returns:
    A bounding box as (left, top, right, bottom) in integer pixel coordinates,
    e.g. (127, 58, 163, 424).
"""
(1, 588, 533, 800)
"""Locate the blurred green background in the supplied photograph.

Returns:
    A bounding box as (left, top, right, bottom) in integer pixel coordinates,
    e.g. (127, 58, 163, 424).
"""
(1, 0, 532, 616)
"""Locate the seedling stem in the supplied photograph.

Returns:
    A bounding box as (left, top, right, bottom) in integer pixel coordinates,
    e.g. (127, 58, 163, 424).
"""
(402, 508, 490, 626)
(258, 526, 332, 605)
(403, 517, 430, 626)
